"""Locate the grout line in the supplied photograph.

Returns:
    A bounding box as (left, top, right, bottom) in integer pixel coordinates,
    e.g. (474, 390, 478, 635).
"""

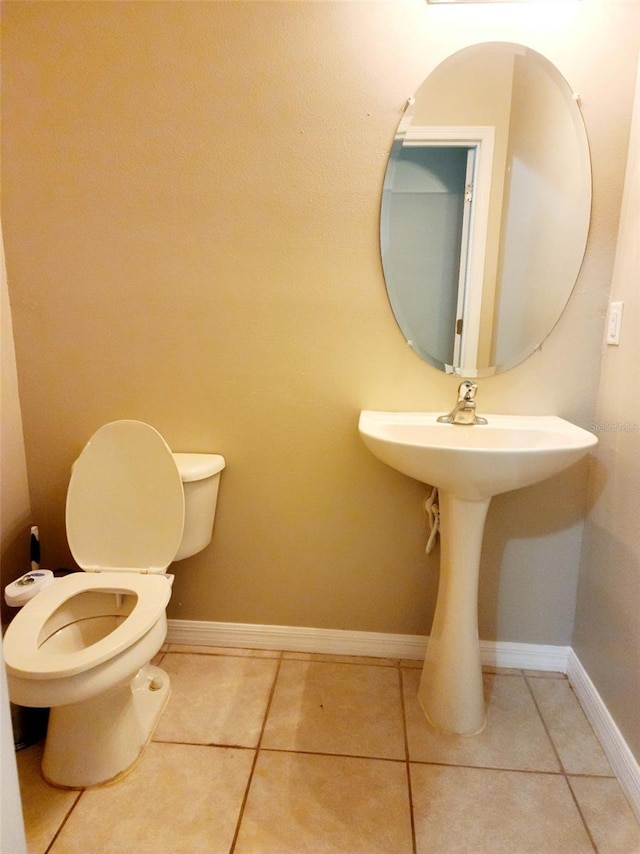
(407, 758, 568, 775)
(228, 654, 283, 853)
(524, 673, 599, 853)
(165, 647, 283, 660)
(399, 665, 418, 854)
(149, 740, 583, 778)
(153, 738, 409, 766)
(154, 738, 257, 751)
(565, 776, 600, 854)
(166, 645, 554, 675)
(44, 789, 84, 853)
(523, 673, 568, 774)
(290, 658, 401, 669)
(566, 771, 626, 779)
(250, 746, 408, 764)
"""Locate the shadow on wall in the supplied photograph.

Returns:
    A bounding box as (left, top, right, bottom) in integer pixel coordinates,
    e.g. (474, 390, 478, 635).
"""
(478, 456, 598, 643)
(573, 518, 640, 760)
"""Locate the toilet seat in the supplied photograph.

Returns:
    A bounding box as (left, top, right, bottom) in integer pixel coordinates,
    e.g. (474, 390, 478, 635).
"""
(3, 572, 172, 681)
(66, 420, 185, 573)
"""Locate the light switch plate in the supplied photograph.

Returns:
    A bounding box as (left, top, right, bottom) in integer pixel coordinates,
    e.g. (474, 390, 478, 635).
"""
(606, 301, 624, 345)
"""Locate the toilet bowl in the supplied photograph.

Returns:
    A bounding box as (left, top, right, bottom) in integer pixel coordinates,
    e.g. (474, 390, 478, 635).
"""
(3, 420, 224, 788)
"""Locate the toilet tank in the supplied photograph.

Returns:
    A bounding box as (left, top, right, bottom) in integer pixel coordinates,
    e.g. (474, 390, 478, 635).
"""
(172, 454, 225, 561)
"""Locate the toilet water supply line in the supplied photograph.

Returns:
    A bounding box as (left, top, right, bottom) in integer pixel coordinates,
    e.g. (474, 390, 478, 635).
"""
(424, 487, 440, 555)
(30, 526, 40, 571)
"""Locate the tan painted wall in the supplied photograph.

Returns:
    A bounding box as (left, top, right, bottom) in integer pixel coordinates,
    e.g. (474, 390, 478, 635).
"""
(574, 54, 640, 761)
(2, 2, 638, 643)
(1, 232, 32, 627)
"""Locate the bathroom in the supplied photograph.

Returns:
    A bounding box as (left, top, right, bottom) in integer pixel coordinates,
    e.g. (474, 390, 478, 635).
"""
(1, 0, 639, 850)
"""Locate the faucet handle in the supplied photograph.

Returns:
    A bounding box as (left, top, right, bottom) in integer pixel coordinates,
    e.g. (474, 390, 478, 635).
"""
(458, 381, 478, 402)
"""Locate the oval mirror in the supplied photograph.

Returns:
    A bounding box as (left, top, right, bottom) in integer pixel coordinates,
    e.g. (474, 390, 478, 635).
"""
(380, 43, 591, 377)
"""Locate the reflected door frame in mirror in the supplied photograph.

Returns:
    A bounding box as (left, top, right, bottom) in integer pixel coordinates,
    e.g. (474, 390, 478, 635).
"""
(399, 125, 494, 369)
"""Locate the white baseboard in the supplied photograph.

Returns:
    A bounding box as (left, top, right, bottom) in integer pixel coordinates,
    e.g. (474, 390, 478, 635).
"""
(481, 639, 570, 672)
(168, 619, 428, 659)
(166, 618, 569, 671)
(567, 649, 640, 823)
(166, 619, 639, 818)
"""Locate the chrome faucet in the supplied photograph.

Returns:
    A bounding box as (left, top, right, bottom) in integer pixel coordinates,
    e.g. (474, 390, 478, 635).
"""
(437, 381, 488, 425)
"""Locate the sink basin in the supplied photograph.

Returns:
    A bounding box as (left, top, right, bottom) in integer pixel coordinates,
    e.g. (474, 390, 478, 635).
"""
(358, 410, 597, 735)
(358, 411, 597, 501)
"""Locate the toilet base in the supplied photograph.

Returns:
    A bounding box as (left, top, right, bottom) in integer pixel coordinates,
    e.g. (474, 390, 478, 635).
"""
(42, 664, 171, 789)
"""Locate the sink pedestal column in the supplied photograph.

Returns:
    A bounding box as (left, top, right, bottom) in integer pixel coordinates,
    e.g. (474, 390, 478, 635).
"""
(418, 491, 490, 735)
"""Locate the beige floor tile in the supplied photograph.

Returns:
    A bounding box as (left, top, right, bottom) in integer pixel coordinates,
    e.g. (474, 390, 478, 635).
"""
(49, 742, 253, 854)
(16, 742, 81, 854)
(403, 669, 560, 771)
(569, 776, 640, 853)
(527, 676, 613, 775)
(153, 653, 278, 746)
(261, 659, 406, 759)
(411, 764, 594, 854)
(234, 750, 413, 853)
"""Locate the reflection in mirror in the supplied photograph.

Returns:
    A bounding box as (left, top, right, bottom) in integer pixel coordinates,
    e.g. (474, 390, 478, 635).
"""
(380, 43, 591, 377)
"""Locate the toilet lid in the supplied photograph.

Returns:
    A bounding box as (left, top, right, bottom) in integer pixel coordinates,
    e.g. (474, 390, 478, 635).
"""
(66, 421, 185, 573)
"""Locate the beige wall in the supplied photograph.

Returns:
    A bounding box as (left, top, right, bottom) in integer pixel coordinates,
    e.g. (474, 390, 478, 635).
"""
(574, 55, 640, 761)
(1, 232, 32, 627)
(1, 2, 638, 645)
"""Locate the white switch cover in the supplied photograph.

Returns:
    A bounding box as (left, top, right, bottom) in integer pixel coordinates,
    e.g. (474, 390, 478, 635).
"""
(606, 301, 624, 345)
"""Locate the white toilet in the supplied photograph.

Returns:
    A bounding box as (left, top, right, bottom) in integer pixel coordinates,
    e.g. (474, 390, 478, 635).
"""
(3, 420, 225, 789)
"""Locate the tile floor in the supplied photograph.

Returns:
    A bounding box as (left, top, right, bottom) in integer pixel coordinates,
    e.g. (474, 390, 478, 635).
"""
(15, 646, 640, 853)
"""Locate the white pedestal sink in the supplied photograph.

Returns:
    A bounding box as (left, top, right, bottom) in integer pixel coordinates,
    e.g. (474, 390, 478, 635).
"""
(358, 411, 597, 735)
